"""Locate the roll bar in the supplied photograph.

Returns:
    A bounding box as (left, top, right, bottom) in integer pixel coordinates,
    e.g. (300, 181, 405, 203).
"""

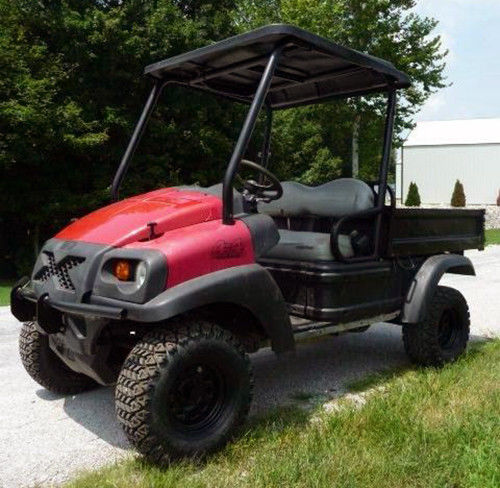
(222, 48, 282, 224)
(330, 88, 397, 262)
(111, 52, 398, 243)
(111, 80, 166, 201)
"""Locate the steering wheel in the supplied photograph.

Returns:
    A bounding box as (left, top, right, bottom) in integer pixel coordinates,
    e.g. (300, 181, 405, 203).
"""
(236, 159, 283, 203)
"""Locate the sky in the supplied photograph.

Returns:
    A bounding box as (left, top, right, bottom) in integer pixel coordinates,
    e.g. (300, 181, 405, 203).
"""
(413, 0, 500, 122)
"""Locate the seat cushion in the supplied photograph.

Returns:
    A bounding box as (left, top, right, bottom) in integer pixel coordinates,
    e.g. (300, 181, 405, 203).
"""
(258, 178, 374, 218)
(262, 230, 354, 261)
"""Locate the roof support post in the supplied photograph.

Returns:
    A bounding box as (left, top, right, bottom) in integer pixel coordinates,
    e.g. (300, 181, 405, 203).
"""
(372, 87, 397, 257)
(332, 88, 398, 262)
(257, 106, 273, 185)
(377, 87, 397, 208)
(260, 106, 273, 169)
(111, 80, 166, 201)
(222, 48, 282, 224)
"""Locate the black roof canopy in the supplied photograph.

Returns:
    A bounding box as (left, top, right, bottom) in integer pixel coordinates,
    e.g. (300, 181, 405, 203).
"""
(145, 24, 411, 109)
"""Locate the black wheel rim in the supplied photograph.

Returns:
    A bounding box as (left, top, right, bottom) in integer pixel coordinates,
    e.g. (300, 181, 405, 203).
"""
(167, 363, 226, 432)
(438, 309, 460, 350)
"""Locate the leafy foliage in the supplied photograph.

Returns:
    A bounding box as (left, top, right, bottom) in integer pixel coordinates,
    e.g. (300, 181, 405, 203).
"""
(0, 0, 447, 276)
(237, 0, 448, 180)
(404, 181, 421, 207)
(0, 0, 241, 275)
(451, 179, 466, 207)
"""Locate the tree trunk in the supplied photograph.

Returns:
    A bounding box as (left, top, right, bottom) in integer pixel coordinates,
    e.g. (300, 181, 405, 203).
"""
(352, 115, 360, 178)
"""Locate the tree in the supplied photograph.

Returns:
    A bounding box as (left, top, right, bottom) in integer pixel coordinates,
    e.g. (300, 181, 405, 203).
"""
(0, 1, 109, 270)
(451, 180, 466, 207)
(0, 0, 448, 276)
(0, 0, 240, 275)
(405, 182, 421, 207)
(237, 0, 448, 181)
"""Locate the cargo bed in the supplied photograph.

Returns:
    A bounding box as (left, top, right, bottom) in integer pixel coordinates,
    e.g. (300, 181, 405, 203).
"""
(388, 208, 485, 257)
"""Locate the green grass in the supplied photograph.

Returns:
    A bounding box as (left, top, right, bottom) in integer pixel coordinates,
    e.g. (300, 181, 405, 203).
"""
(0, 280, 13, 306)
(485, 228, 500, 246)
(67, 340, 500, 488)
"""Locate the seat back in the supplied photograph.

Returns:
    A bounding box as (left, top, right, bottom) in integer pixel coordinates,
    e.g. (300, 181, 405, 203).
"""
(258, 178, 374, 218)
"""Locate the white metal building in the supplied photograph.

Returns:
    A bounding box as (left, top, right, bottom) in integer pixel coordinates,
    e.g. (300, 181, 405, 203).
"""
(396, 118, 500, 205)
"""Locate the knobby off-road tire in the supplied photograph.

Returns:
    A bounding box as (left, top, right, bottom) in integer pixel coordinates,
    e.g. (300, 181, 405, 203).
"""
(115, 321, 253, 462)
(19, 321, 97, 394)
(403, 286, 470, 367)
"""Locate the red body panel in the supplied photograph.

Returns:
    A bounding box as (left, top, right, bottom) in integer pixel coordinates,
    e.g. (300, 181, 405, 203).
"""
(126, 219, 255, 287)
(55, 188, 256, 289)
(57, 188, 222, 247)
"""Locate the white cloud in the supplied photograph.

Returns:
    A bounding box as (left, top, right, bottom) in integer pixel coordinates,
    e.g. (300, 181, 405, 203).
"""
(413, 2, 458, 69)
(417, 92, 448, 121)
(412, 0, 500, 121)
(437, 31, 455, 65)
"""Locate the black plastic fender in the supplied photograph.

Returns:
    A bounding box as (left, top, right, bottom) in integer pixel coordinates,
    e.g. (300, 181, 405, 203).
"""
(92, 264, 295, 354)
(401, 254, 475, 324)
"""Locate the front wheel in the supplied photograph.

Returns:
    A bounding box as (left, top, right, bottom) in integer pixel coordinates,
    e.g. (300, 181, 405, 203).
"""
(115, 321, 253, 462)
(403, 286, 470, 367)
(19, 321, 97, 394)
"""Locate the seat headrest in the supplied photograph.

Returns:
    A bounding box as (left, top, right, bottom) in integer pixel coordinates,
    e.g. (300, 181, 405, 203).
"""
(258, 178, 374, 218)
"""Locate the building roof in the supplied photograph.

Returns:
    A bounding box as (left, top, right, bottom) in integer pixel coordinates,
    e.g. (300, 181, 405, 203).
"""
(404, 118, 500, 147)
(144, 24, 411, 109)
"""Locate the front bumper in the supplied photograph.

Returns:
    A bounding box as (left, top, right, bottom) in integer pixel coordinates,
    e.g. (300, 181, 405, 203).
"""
(11, 238, 182, 385)
(12, 278, 128, 385)
(12, 278, 125, 327)
(12, 274, 209, 385)
(11, 276, 171, 330)
(11, 275, 198, 380)
(13, 237, 168, 328)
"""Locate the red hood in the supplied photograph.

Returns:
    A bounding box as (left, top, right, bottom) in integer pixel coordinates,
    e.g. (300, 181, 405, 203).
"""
(56, 188, 222, 247)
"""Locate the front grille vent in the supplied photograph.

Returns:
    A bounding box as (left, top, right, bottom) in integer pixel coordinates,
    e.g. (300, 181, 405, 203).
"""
(34, 252, 85, 291)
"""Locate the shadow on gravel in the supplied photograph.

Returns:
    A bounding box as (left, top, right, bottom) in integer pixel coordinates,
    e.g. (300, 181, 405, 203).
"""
(35, 323, 410, 450)
(35, 388, 66, 401)
(36, 385, 129, 448)
(249, 323, 408, 415)
(64, 386, 130, 448)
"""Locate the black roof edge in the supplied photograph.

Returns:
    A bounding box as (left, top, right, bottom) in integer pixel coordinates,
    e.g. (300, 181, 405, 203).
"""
(144, 24, 411, 107)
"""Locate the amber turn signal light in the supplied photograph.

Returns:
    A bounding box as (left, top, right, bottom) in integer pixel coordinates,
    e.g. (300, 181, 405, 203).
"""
(113, 259, 131, 281)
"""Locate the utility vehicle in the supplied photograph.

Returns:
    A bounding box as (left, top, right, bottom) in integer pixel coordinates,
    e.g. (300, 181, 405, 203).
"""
(12, 25, 484, 461)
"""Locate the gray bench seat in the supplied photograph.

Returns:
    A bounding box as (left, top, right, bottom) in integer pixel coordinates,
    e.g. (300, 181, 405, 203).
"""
(258, 178, 374, 218)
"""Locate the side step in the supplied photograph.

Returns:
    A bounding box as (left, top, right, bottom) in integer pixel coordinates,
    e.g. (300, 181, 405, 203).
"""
(291, 312, 400, 341)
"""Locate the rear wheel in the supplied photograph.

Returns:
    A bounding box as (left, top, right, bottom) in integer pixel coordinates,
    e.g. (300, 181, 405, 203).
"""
(19, 321, 97, 394)
(115, 321, 253, 462)
(403, 286, 470, 367)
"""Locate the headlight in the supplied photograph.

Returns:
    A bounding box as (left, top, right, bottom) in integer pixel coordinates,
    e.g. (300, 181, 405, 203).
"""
(107, 259, 145, 285)
(111, 259, 146, 285)
(113, 259, 132, 281)
(94, 250, 167, 304)
(136, 261, 147, 287)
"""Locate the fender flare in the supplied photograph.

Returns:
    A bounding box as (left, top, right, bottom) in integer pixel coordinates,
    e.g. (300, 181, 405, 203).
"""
(93, 264, 294, 354)
(401, 254, 475, 324)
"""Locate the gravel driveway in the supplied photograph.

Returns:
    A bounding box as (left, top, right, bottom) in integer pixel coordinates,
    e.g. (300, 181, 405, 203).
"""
(1, 246, 498, 487)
